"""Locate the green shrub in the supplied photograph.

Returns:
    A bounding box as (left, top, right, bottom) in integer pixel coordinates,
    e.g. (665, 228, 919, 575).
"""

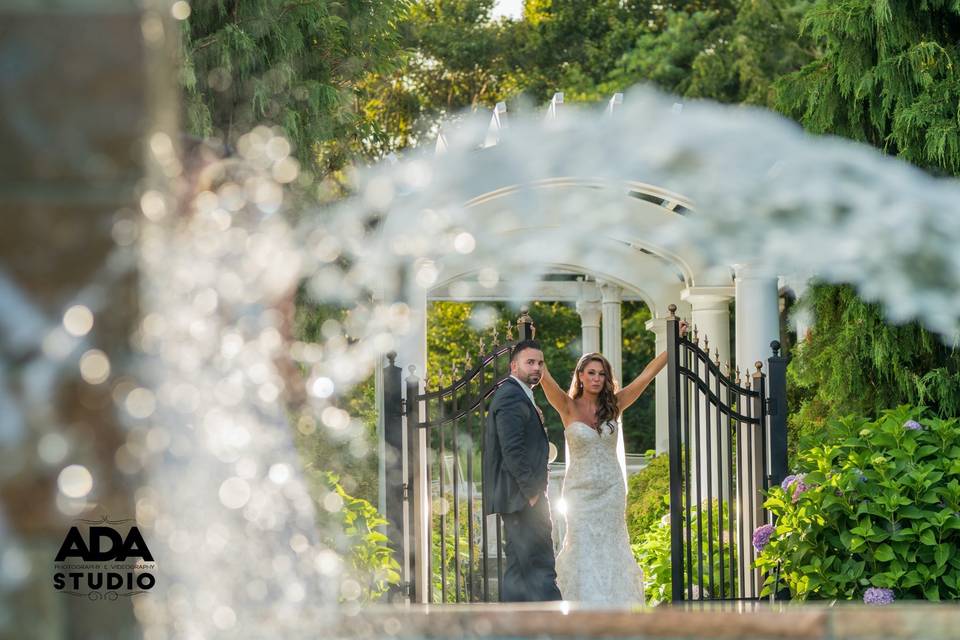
(320, 472, 401, 602)
(756, 406, 960, 602)
(430, 499, 484, 603)
(626, 453, 671, 543)
(633, 499, 736, 605)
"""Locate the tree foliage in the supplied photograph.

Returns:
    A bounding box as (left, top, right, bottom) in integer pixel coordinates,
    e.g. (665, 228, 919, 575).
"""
(427, 300, 658, 455)
(776, 0, 960, 174)
(180, 0, 409, 176)
(788, 284, 960, 456)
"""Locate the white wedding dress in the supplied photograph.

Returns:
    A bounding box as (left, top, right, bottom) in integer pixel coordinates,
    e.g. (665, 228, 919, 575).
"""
(555, 421, 644, 604)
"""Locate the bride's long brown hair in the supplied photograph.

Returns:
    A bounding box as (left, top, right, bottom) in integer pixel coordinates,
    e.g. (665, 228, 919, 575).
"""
(567, 353, 619, 435)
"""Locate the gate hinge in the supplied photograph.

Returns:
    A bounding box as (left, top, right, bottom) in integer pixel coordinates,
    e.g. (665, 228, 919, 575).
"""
(400, 398, 407, 414)
(765, 397, 778, 416)
(402, 482, 410, 501)
(400, 581, 412, 597)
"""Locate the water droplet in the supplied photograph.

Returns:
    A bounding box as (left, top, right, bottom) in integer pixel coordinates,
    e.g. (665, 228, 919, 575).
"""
(79, 349, 111, 384)
(58, 464, 93, 498)
(62, 305, 93, 337)
(219, 477, 251, 510)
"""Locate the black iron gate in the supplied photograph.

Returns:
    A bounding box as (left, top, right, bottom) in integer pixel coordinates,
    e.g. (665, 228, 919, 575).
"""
(383, 309, 535, 603)
(665, 304, 788, 602)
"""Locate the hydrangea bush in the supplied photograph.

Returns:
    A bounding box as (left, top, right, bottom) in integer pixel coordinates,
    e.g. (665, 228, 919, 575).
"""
(633, 500, 737, 605)
(755, 406, 960, 601)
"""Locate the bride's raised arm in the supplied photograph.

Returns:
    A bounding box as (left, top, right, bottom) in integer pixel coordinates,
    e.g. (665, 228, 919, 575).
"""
(616, 321, 687, 414)
(539, 361, 573, 421)
(615, 352, 666, 414)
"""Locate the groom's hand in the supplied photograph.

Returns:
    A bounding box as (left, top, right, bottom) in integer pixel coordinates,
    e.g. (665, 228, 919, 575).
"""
(528, 494, 540, 507)
(679, 320, 689, 338)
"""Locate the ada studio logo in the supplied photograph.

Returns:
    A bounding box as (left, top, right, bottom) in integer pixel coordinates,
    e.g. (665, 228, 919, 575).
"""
(53, 516, 157, 601)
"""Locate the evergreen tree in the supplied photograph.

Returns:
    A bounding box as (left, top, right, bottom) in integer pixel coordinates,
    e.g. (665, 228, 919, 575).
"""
(775, 2, 960, 442)
(180, 0, 409, 177)
(789, 284, 960, 455)
(776, 0, 960, 174)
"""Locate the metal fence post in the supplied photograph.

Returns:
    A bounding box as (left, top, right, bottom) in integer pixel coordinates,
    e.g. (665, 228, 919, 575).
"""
(665, 304, 685, 602)
(405, 366, 426, 603)
(517, 306, 535, 341)
(766, 340, 789, 490)
(382, 352, 405, 601)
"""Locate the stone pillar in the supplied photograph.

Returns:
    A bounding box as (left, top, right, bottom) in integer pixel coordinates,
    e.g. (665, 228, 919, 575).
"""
(575, 298, 602, 355)
(644, 316, 669, 455)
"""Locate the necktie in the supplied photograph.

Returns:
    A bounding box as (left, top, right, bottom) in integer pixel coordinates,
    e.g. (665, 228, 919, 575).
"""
(534, 404, 545, 424)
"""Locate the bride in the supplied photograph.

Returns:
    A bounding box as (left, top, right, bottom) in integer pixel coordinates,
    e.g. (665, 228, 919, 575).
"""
(539, 328, 685, 604)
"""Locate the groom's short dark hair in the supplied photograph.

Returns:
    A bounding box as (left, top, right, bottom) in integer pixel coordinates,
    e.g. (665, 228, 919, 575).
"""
(509, 339, 542, 362)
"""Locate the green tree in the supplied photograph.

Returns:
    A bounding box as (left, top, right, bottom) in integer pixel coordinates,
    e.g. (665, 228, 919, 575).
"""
(776, 0, 960, 174)
(180, 0, 409, 176)
(773, 2, 960, 449)
(788, 284, 960, 457)
(426, 300, 657, 455)
(362, 0, 525, 153)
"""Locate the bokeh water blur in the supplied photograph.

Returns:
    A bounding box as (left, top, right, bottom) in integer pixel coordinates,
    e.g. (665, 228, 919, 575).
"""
(3, 13, 960, 637)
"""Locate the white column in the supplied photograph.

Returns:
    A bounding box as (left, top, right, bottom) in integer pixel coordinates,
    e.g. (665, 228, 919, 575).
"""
(644, 316, 669, 455)
(733, 265, 780, 377)
(733, 265, 780, 598)
(599, 282, 623, 384)
(575, 297, 602, 355)
(681, 287, 733, 366)
(680, 286, 734, 508)
(598, 282, 627, 487)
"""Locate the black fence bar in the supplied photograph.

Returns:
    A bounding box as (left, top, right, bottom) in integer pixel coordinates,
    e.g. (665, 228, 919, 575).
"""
(405, 370, 421, 603)
(665, 306, 685, 602)
(725, 373, 737, 599)
(480, 394, 490, 602)
(745, 374, 757, 597)
(714, 359, 724, 600)
(767, 341, 789, 489)
(438, 394, 447, 603)
(382, 353, 405, 601)
(682, 338, 693, 601)
(693, 344, 704, 599)
(466, 401, 476, 602)
(452, 389, 461, 602)
(704, 348, 715, 600)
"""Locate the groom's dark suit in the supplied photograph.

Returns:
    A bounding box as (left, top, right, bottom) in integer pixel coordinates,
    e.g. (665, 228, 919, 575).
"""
(483, 377, 562, 602)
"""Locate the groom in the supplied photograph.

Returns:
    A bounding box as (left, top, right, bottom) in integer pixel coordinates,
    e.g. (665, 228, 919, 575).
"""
(483, 339, 562, 602)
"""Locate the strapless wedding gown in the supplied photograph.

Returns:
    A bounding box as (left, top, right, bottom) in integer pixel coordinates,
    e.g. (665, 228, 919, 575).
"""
(555, 421, 644, 604)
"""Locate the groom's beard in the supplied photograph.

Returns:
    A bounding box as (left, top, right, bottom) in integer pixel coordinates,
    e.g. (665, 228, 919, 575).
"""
(521, 373, 541, 387)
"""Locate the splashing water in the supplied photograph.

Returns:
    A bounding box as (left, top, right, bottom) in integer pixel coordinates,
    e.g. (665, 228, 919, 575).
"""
(4, 86, 960, 637)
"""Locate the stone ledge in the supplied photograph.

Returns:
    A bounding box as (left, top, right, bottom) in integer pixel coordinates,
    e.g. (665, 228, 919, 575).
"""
(334, 603, 960, 639)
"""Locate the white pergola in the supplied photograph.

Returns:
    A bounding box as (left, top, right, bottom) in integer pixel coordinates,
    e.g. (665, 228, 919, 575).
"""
(379, 94, 783, 456)
(375, 94, 791, 601)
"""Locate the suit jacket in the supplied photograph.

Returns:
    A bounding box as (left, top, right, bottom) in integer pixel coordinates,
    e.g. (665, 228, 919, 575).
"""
(483, 377, 549, 515)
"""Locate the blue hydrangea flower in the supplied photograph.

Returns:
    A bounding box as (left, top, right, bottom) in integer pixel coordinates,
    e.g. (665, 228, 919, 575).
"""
(863, 587, 894, 605)
(752, 523, 774, 553)
(780, 474, 797, 492)
(903, 419, 923, 431)
(781, 473, 808, 502)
